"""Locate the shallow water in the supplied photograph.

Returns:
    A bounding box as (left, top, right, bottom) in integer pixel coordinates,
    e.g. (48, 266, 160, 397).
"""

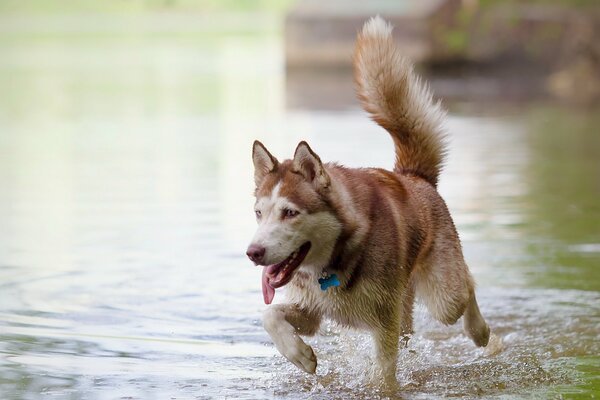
(0, 12, 599, 400)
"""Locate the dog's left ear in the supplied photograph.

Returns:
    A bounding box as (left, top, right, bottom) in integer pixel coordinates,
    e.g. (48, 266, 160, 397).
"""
(293, 141, 330, 189)
(252, 140, 279, 187)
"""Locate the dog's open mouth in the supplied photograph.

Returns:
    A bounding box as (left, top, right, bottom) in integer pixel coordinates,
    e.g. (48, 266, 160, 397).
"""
(262, 241, 311, 304)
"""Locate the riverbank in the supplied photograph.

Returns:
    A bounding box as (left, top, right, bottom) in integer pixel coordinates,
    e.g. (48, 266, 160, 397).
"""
(285, 0, 600, 103)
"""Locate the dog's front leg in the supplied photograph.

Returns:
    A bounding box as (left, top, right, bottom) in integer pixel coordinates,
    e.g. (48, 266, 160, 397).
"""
(263, 304, 321, 374)
(373, 323, 400, 384)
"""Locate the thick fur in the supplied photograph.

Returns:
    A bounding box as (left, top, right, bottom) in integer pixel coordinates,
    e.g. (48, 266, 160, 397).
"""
(248, 16, 490, 384)
(354, 16, 446, 186)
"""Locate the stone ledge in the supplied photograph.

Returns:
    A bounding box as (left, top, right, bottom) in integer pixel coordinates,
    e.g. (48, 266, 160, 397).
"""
(285, 0, 445, 68)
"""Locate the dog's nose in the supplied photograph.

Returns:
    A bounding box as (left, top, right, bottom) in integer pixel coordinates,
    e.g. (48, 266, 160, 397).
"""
(246, 244, 265, 264)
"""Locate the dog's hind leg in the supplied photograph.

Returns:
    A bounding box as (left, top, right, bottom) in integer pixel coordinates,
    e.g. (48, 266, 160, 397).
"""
(263, 304, 321, 374)
(463, 291, 490, 347)
(413, 235, 490, 347)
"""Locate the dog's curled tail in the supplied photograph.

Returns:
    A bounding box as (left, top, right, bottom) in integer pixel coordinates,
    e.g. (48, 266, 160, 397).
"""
(354, 16, 447, 186)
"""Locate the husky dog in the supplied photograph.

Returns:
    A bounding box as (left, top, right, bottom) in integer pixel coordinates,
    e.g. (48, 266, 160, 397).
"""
(246, 16, 490, 382)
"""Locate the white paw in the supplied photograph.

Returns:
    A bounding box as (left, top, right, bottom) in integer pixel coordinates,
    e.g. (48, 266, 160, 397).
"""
(263, 307, 318, 374)
(276, 333, 317, 374)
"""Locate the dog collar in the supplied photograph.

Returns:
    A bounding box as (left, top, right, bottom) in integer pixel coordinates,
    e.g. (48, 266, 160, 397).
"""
(318, 273, 340, 291)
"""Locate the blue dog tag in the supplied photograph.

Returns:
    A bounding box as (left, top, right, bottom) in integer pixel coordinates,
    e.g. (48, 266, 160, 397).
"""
(318, 274, 340, 291)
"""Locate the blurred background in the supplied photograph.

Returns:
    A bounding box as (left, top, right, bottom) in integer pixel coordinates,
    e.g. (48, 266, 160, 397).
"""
(0, 1, 598, 399)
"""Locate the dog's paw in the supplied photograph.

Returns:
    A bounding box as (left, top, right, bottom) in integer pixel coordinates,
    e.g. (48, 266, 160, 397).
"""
(290, 342, 317, 374)
(278, 335, 317, 374)
(484, 333, 504, 356)
(263, 307, 317, 374)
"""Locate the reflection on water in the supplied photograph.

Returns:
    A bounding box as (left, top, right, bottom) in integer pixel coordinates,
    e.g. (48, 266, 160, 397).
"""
(0, 12, 599, 400)
(522, 108, 600, 292)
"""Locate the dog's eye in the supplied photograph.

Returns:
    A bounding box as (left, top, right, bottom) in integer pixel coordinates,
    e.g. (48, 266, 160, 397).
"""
(255, 210, 262, 218)
(283, 208, 299, 219)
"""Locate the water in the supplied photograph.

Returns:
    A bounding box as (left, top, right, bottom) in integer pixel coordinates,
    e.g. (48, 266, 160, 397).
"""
(0, 12, 599, 400)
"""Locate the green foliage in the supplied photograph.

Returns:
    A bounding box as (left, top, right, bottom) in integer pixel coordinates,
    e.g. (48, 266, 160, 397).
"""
(479, 0, 598, 8)
(444, 30, 468, 52)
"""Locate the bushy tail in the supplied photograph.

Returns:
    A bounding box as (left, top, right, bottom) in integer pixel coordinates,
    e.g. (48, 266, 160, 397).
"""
(353, 16, 447, 186)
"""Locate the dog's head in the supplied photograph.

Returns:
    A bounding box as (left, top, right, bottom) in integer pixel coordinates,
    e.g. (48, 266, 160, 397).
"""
(246, 140, 341, 291)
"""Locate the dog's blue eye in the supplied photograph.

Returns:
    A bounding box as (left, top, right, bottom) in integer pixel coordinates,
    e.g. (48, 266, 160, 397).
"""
(283, 208, 299, 219)
(255, 210, 262, 218)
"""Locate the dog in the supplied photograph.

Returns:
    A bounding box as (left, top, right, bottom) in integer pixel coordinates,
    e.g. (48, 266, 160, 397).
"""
(246, 16, 490, 383)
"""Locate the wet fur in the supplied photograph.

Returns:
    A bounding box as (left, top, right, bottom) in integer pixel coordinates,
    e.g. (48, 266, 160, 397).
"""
(249, 17, 490, 383)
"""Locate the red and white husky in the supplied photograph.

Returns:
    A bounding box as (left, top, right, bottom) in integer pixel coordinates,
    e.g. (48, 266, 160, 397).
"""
(247, 17, 490, 382)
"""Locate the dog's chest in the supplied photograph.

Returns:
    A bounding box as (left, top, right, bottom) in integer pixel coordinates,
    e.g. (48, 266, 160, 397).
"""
(287, 273, 373, 329)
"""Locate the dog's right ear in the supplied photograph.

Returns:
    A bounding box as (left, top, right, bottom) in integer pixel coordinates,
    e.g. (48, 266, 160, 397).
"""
(252, 140, 278, 187)
(293, 141, 330, 189)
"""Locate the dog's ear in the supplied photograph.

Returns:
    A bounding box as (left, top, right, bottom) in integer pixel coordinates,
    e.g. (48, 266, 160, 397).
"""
(293, 141, 330, 189)
(252, 140, 278, 187)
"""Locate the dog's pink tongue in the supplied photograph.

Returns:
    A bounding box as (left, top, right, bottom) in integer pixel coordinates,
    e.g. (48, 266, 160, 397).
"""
(262, 267, 275, 305)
